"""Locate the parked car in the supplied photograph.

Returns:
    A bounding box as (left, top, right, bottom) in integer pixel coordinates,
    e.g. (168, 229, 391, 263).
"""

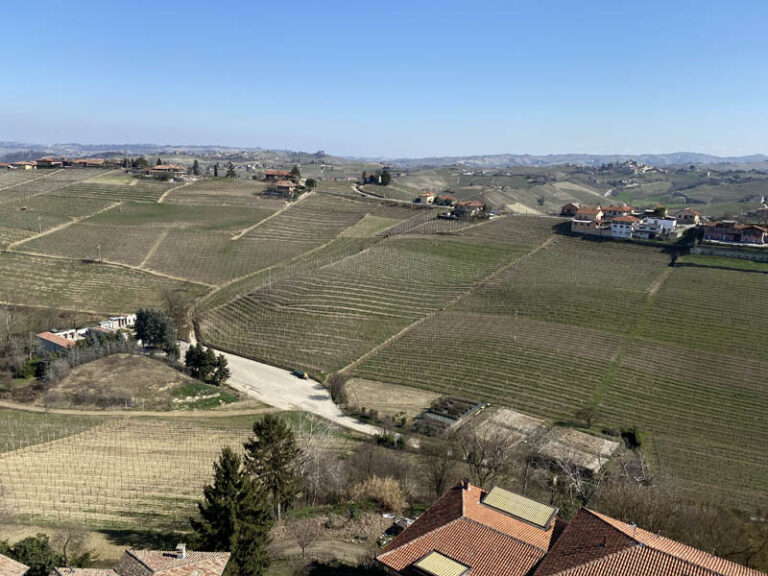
(292, 369, 308, 379)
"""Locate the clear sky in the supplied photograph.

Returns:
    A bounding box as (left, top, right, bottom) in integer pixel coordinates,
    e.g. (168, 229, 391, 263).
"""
(2, 0, 767, 158)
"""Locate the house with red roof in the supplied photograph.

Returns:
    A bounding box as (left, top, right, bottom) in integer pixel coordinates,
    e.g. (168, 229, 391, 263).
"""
(602, 205, 634, 220)
(53, 545, 229, 576)
(35, 331, 79, 352)
(72, 158, 106, 167)
(11, 161, 36, 170)
(377, 481, 564, 576)
(609, 215, 639, 239)
(534, 508, 765, 576)
(676, 207, 701, 225)
(560, 202, 581, 217)
(571, 207, 608, 236)
(263, 169, 293, 181)
(456, 200, 486, 217)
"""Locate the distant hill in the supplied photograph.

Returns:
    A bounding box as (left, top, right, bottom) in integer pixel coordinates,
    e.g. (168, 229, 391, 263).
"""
(1, 141, 766, 169)
(385, 152, 768, 169)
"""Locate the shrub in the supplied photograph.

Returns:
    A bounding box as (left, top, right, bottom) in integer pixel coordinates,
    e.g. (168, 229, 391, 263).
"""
(349, 476, 406, 514)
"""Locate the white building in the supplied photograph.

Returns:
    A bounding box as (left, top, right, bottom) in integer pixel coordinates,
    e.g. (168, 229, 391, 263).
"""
(632, 217, 677, 240)
(610, 216, 639, 239)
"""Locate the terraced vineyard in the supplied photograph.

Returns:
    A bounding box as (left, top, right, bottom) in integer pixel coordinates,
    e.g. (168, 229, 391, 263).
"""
(54, 179, 172, 203)
(0, 169, 111, 204)
(162, 177, 284, 208)
(201, 236, 524, 373)
(0, 252, 206, 313)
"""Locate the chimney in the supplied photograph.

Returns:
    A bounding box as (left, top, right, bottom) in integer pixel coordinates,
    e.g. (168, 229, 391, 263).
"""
(461, 478, 471, 491)
(175, 543, 186, 559)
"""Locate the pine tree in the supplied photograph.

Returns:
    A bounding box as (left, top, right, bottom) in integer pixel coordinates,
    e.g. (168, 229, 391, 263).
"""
(193, 159, 200, 176)
(190, 448, 246, 551)
(156, 157, 163, 166)
(244, 415, 302, 521)
(290, 165, 301, 181)
(226, 163, 237, 178)
(225, 482, 272, 576)
(214, 163, 219, 177)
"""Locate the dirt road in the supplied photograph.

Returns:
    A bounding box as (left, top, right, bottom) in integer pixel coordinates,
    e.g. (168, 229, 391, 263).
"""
(179, 341, 380, 436)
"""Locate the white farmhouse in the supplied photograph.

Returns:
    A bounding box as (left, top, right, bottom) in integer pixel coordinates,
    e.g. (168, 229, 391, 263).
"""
(610, 215, 638, 239)
(632, 217, 677, 240)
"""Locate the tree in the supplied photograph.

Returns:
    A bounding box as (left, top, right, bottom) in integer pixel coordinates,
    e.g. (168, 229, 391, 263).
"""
(290, 517, 322, 558)
(133, 156, 149, 168)
(193, 159, 200, 176)
(304, 178, 317, 190)
(156, 157, 163, 166)
(457, 427, 516, 488)
(211, 354, 231, 386)
(574, 405, 600, 428)
(185, 343, 211, 379)
(2, 534, 65, 576)
(421, 440, 457, 498)
(326, 372, 347, 405)
(244, 414, 302, 521)
(361, 171, 368, 183)
(214, 163, 219, 177)
(290, 165, 301, 181)
(134, 308, 177, 354)
(226, 163, 237, 178)
(380, 170, 391, 186)
(121, 157, 128, 168)
(191, 448, 273, 576)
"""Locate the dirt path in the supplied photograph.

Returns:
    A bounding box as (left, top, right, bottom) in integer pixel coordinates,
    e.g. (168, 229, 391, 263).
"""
(179, 340, 380, 435)
(139, 228, 170, 268)
(6, 201, 122, 250)
(157, 180, 194, 203)
(230, 191, 314, 240)
(339, 234, 556, 374)
(0, 399, 276, 418)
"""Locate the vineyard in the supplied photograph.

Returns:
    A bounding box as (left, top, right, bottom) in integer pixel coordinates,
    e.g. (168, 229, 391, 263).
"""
(0, 418, 251, 529)
(162, 177, 285, 208)
(0, 252, 205, 313)
(200, 236, 522, 373)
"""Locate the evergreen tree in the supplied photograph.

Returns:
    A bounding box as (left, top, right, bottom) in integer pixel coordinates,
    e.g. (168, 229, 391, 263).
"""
(224, 487, 272, 576)
(380, 170, 391, 186)
(226, 163, 237, 178)
(211, 354, 231, 386)
(304, 178, 316, 189)
(135, 308, 177, 353)
(214, 163, 219, 177)
(290, 165, 301, 180)
(156, 157, 163, 166)
(121, 157, 128, 168)
(193, 159, 200, 176)
(244, 414, 302, 521)
(3, 534, 65, 576)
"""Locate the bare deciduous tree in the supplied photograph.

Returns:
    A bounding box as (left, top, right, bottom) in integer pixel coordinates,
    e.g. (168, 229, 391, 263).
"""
(554, 450, 608, 508)
(290, 517, 322, 558)
(457, 427, 516, 488)
(421, 440, 457, 498)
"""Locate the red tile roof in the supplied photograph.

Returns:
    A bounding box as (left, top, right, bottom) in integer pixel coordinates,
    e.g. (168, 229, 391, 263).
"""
(36, 331, 78, 349)
(116, 550, 230, 576)
(534, 508, 764, 576)
(458, 200, 485, 208)
(576, 208, 602, 215)
(0, 554, 28, 576)
(602, 206, 633, 212)
(610, 216, 638, 223)
(275, 180, 296, 187)
(264, 169, 292, 176)
(378, 483, 560, 576)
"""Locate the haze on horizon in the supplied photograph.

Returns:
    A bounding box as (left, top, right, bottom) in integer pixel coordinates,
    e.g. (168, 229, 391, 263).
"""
(2, 0, 767, 158)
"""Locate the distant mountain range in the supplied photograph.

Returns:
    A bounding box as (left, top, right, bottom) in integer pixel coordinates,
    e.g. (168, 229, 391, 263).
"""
(1, 142, 766, 169)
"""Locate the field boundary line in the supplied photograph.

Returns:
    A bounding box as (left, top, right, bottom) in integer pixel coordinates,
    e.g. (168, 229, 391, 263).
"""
(6, 201, 123, 250)
(6, 248, 215, 289)
(230, 190, 315, 241)
(157, 181, 194, 204)
(338, 235, 557, 375)
(0, 399, 277, 419)
(139, 228, 170, 268)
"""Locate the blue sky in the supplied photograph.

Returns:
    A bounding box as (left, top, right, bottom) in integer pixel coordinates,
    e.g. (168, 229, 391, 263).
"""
(1, 0, 767, 157)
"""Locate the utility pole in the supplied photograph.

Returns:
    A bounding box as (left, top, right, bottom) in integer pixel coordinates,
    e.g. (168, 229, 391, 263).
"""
(97, 244, 102, 263)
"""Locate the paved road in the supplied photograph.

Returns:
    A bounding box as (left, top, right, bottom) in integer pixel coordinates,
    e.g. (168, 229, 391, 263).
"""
(179, 341, 380, 436)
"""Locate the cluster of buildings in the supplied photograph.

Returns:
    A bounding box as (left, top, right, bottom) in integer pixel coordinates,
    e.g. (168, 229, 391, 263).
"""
(0, 157, 115, 170)
(564, 202, 694, 241)
(35, 314, 136, 352)
(377, 480, 764, 576)
(564, 201, 768, 246)
(0, 545, 229, 576)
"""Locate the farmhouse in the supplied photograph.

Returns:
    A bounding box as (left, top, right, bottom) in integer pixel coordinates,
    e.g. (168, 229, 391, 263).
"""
(456, 199, 485, 217)
(703, 221, 767, 245)
(436, 194, 457, 206)
(0, 553, 28, 576)
(99, 314, 137, 330)
(416, 192, 436, 204)
(36, 156, 65, 168)
(534, 508, 764, 576)
(0, 163, 10, 169)
(560, 202, 580, 217)
(632, 217, 677, 240)
(263, 169, 292, 181)
(273, 179, 297, 197)
(53, 546, 230, 576)
(148, 164, 187, 179)
(377, 481, 561, 576)
(675, 207, 701, 225)
(35, 331, 79, 352)
(602, 205, 634, 219)
(72, 158, 105, 167)
(571, 207, 606, 235)
(609, 215, 638, 239)
(12, 161, 36, 170)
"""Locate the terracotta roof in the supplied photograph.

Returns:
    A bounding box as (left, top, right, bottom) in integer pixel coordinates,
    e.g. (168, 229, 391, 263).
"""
(264, 169, 292, 176)
(677, 207, 700, 215)
(36, 331, 78, 348)
(12, 161, 36, 166)
(602, 206, 633, 212)
(0, 163, 9, 168)
(116, 550, 230, 576)
(457, 200, 484, 208)
(534, 508, 765, 576)
(0, 553, 28, 576)
(378, 483, 560, 576)
(72, 158, 105, 165)
(420, 192, 436, 197)
(275, 180, 296, 187)
(576, 208, 602, 215)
